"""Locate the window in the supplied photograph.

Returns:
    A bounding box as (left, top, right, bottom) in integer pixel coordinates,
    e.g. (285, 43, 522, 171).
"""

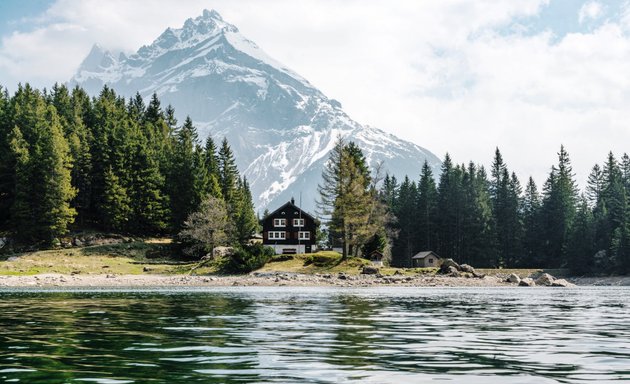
(429, 258, 434, 264)
(298, 231, 310, 240)
(268, 231, 286, 240)
(293, 218, 305, 227)
(273, 218, 286, 227)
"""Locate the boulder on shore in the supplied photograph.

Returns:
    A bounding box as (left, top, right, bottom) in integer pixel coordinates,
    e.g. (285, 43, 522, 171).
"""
(460, 264, 475, 274)
(506, 273, 521, 284)
(519, 277, 535, 287)
(439, 259, 461, 274)
(446, 266, 460, 277)
(535, 273, 555, 286)
(361, 265, 380, 275)
(551, 279, 574, 287)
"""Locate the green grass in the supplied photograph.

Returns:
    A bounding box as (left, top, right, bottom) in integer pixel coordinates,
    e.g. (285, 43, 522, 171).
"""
(258, 251, 375, 275)
(0, 240, 197, 276)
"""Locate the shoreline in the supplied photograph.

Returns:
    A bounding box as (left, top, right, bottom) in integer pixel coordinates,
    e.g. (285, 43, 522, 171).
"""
(0, 272, 622, 288)
(0, 273, 512, 288)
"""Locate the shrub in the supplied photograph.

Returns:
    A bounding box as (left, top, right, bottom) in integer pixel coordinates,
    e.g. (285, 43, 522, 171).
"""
(218, 243, 274, 273)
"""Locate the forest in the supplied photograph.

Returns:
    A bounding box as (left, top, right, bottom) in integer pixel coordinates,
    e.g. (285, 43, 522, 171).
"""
(382, 148, 630, 275)
(0, 84, 259, 256)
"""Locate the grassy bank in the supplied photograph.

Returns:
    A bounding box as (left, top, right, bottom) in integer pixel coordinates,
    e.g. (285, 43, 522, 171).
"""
(0, 239, 197, 276)
(0, 239, 569, 278)
(258, 252, 437, 276)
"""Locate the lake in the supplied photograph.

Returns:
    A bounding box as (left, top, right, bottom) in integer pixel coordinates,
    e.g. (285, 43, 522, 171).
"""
(0, 287, 629, 383)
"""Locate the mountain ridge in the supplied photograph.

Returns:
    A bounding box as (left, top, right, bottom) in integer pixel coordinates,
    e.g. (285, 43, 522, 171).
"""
(69, 9, 441, 212)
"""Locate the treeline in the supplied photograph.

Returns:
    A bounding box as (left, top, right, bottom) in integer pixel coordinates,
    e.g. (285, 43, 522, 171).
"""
(0, 84, 258, 246)
(384, 147, 630, 274)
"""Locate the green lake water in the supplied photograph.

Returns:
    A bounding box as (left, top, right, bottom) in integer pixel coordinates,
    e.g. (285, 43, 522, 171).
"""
(0, 287, 629, 383)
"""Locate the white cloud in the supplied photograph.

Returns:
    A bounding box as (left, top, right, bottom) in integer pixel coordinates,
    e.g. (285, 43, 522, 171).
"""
(579, 1, 604, 24)
(1, 0, 630, 189)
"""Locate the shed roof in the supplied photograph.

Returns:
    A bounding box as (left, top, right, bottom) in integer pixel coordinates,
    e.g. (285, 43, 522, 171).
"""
(412, 251, 441, 259)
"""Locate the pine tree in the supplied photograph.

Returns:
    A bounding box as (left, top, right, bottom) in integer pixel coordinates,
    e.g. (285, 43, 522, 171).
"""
(232, 177, 260, 244)
(568, 196, 595, 275)
(128, 131, 170, 233)
(101, 167, 132, 231)
(168, 117, 205, 229)
(203, 136, 222, 198)
(540, 145, 578, 268)
(392, 176, 417, 266)
(522, 177, 542, 267)
(0, 87, 13, 228)
(218, 137, 239, 206)
(460, 163, 496, 267)
(415, 161, 438, 253)
(8, 86, 76, 243)
(436, 154, 465, 261)
(586, 164, 604, 206)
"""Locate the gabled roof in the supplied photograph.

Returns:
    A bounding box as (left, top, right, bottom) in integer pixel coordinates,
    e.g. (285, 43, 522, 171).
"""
(412, 251, 440, 259)
(265, 200, 316, 222)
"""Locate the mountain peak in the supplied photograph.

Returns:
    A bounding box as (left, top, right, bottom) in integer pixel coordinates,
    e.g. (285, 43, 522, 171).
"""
(77, 43, 117, 72)
(69, 10, 441, 211)
(181, 9, 237, 36)
(202, 9, 223, 21)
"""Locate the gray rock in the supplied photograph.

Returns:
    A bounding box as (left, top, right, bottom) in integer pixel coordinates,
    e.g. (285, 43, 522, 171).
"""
(213, 246, 234, 258)
(0, 237, 7, 249)
(439, 259, 461, 274)
(73, 238, 83, 247)
(551, 279, 574, 287)
(519, 278, 535, 287)
(446, 266, 460, 277)
(460, 264, 475, 274)
(535, 273, 555, 286)
(337, 273, 348, 280)
(361, 265, 380, 275)
(506, 273, 521, 284)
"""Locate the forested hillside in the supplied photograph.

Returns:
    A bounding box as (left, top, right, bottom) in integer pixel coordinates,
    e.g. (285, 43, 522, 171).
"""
(0, 84, 257, 247)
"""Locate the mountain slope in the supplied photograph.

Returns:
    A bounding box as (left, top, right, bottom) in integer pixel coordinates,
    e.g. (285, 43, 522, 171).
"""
(69, 9, 441, 212)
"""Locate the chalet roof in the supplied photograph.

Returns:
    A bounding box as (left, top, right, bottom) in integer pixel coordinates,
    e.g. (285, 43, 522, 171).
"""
(265, 199, 316, 222)
(412, 251, 441, 259)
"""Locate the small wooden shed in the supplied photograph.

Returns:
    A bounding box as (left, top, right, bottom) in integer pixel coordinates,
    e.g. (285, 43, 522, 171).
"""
(412, 251, 441, 268)
(368, 250, 384, 266)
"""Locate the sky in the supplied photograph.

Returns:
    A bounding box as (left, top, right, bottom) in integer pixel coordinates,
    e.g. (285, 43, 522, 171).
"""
(1, 0, 630, 189)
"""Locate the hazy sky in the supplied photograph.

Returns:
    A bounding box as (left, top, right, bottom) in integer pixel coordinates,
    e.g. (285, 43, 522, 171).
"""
(1, 0, 630, 188)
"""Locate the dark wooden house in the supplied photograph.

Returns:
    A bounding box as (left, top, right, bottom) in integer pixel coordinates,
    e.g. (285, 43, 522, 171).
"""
(261, 198, 318, 254)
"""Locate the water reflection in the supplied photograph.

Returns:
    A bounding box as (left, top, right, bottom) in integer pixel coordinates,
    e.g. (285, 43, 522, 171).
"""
(0, 287, 629, 383)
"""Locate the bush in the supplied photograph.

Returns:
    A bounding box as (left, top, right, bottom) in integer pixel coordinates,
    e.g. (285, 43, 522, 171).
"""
(218, 243, 274, 273)
(303, 252, 340, 267)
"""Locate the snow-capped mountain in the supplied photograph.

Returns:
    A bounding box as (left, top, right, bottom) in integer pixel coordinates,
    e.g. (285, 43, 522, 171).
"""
(69, 9, 441, 212)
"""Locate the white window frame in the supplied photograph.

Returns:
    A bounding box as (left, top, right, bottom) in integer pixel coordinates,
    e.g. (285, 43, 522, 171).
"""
(293, 218, 305, 227)
(268, 231, 286, 240)
(298, 231, 311, 240)
(273, 218, 286, 227)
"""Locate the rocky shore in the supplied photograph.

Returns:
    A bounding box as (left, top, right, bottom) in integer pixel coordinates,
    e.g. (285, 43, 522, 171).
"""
(0, 270, 581, 288)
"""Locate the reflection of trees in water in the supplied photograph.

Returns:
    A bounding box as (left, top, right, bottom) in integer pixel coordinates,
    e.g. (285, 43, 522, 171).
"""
(325, 295, 384, 370)
(0, 292, 260, 383)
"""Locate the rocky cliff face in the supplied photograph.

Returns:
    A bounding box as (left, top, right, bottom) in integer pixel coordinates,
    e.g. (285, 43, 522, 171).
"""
(70, 9, 441, 212)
